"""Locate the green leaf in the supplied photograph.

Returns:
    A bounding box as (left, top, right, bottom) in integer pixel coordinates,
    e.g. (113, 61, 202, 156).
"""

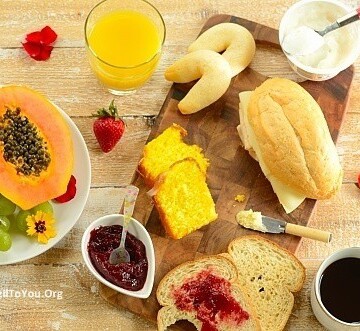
(92, 99, 119, 119)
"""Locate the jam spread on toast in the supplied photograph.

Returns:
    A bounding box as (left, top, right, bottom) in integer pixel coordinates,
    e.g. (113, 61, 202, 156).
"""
(173, 269, 249, 331)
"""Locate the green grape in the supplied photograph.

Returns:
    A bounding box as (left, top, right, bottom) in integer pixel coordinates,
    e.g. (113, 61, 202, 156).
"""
(7, 214, 15, 231)
(31, 201, 53, 215)
(16, 210, 32, 233)
(0, 229, 12, 251)
(0, 216, 10, 232)
(0, 195, 16, 216)
(7, 214, 16, 231)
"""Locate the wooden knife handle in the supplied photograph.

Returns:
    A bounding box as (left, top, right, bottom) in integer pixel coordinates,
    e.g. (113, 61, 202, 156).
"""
(285, 223, 332, 243)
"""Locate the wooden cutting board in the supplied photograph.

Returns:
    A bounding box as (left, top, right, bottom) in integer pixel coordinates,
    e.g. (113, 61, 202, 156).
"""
(100, 14, 354, 328)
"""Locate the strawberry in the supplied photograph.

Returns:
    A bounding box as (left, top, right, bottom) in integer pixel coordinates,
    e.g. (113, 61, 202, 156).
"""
(92, 100, 125, 153)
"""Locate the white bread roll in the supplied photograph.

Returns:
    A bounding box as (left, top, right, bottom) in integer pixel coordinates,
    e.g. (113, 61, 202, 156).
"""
(188, 23, 256, 77)
(238, 77, 343, 211)
(165, 50, 232, 114)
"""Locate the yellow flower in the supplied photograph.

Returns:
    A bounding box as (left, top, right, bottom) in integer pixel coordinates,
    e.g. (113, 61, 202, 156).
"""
(26, 211, 56, 244)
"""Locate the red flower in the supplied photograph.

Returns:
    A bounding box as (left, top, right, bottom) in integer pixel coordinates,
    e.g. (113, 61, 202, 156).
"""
(54, 175, 77, 203)
(22, 26, 57, 61)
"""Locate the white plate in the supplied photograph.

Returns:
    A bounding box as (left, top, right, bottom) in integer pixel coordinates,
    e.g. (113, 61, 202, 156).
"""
(0, 104, 91, 265)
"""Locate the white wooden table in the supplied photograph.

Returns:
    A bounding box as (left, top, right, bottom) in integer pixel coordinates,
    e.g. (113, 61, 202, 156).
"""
(0, 0, 359, 330)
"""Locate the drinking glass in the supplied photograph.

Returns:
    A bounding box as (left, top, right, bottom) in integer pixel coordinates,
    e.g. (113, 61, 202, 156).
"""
(85, 0, 166, 95)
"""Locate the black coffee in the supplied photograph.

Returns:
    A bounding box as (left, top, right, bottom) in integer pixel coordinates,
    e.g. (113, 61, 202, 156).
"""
(319, 257, 360, 323)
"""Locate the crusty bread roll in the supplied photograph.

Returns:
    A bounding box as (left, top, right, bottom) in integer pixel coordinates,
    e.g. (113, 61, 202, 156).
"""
(238, 77, 343, 212)
(188, 23, 256, 77)
(156, 255, 260, 331)
(227, 235, 306, 331)
(164, 50, 232, 114)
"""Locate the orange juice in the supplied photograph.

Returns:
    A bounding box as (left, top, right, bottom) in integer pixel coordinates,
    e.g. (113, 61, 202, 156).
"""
(86, 9, 164, 93)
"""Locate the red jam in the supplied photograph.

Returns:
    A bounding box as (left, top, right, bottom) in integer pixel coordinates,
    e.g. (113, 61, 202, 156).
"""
(173, 270, 249, 331)
(87, 225, 148, 291)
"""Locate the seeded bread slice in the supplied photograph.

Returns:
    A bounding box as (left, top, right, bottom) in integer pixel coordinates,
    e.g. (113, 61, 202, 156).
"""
(227, 235, 305, 331)
(156, 255, 260, 331)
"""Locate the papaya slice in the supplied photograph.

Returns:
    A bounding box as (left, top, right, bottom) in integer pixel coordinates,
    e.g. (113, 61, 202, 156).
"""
(0, 85, 74, 210)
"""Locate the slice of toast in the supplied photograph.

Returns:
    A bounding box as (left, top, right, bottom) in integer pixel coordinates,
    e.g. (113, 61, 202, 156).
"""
(153, 157, 217, 239)
(227, 235, 306, 331)
(138, 123, 209, 187)
(156, 255, 261, 331)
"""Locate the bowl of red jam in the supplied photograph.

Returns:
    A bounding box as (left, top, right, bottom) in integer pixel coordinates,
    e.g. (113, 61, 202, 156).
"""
(81, 214, 155, 299)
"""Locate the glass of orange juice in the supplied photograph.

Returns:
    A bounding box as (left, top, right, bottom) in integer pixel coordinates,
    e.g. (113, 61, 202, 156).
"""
(84, 0, 166, 95)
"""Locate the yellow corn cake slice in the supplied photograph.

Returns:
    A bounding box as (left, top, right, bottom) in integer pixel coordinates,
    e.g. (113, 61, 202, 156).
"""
(138, 124, 209, 187)
(153, 158, 217, 239)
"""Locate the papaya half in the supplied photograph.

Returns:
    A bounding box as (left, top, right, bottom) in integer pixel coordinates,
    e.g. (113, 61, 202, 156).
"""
(0, 85, 74, 210)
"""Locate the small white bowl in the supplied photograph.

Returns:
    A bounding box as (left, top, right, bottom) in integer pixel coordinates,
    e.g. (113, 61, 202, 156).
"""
(81, 214, 155, 299)
(311, 247, 360, 330)
(279, 0, 360, 81)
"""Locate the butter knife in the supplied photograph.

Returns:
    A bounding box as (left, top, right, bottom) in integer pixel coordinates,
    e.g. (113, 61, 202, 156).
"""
(261, 216, 332, 243)
(237, 211, 332, 243)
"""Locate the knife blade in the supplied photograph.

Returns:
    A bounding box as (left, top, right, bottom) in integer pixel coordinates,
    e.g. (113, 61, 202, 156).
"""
(236, 210, 332, 243)
(260, 216, 287, 234)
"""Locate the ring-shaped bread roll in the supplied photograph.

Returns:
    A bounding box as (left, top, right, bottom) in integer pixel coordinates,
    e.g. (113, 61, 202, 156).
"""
(164, 50, 232, 114)
(188, 23, 256, 77)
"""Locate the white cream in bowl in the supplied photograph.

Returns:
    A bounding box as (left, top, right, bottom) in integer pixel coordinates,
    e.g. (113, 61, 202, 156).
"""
(279, 0, 360, 80)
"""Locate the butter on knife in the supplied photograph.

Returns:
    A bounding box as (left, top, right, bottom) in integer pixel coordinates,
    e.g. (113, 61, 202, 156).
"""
(236, 209, 332, 243)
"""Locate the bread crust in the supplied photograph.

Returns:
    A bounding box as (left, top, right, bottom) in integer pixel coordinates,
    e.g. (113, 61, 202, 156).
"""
(247, 77, 343, 199)
(227, 235, 306, 331)
(156, 255, 238, 305)
(156, 235, 305, 331)
(228, 235, 306, 291)
(156, 255, 261, 331)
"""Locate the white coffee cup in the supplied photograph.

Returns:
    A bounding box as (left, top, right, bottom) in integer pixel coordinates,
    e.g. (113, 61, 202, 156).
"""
(310, 247, 360, 330)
